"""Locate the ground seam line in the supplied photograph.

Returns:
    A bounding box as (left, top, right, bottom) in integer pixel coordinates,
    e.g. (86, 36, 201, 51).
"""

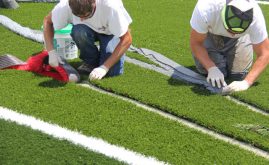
(78, 82, 269, 160)
(225, 96, 269, 116)
(0, 107, 167, 165)
(126, 56, 269, 117)
(126, 56, 269, 116)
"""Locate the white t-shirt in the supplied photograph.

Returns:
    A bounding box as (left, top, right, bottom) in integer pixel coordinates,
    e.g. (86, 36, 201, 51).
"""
(190, 0, 268, 44)
(51, 0, 132, 37)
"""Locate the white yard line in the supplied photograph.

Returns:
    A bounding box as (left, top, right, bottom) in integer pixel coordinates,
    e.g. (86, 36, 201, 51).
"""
(225, 96, 269, 116)
(79, 82, 269, 160)
(257, 1, 269, 5)
(0, 107, 167, 165)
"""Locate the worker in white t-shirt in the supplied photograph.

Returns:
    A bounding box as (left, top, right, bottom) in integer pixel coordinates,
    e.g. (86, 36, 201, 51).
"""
(190, 0, 269, 92)
(43, 0, 132, 80)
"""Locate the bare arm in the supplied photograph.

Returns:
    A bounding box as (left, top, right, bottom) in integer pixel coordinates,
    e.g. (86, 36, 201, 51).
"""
(190, 28, 215, 71)
(103, 29, 132, 69)
(43, 12, 54, 52)
(245, 38, 269, 85)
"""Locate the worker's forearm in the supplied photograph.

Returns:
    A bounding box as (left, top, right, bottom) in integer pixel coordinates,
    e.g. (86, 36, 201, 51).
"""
(103, 31, 132, 69)
(43, 15, 54, 51)
(245, 53, 269, 85)
(191, 44, 215, 71)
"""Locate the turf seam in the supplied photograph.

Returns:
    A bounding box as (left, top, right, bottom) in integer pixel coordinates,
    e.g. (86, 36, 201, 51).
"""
(128, 46, 224, 94)
(78, 81, 269, 160)
(0, 107, 167, 165)
(225, 96, 269, 116)
(80, 82, 269, 152)
(126, 56, 269, 116)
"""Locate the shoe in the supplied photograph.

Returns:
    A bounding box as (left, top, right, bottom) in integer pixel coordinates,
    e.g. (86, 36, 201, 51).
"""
(77, 63, 96, 74)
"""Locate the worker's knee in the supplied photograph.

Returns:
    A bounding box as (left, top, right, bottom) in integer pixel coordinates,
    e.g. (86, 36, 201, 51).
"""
(71, 24, 96, 47)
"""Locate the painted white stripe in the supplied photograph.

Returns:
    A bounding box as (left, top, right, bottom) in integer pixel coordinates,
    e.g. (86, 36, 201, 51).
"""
(0, 107, 167, 165)
(225, 96, 269, 116)
(257, 1, 269, 5)
(78, 82, 269, 160)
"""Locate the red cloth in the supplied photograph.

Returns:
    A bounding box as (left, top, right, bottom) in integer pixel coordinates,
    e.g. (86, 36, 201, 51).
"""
(7, 51, 69, 82)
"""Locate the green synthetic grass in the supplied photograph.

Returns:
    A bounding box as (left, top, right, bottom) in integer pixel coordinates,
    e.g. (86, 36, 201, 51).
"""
(0, 25, 42, 60)
(0, 70, 268, 164)
(236, 124, 269, 137)
(1, 1, 269, 108)
(125, 0, 196, 66)
(126, 51, 158, 66)
(0, 3, 52, 60)
(93, 63, 269, 151)
(1, 1, 269, 164)
(0, 119, 124, 165)
(0, 3, 54, 29)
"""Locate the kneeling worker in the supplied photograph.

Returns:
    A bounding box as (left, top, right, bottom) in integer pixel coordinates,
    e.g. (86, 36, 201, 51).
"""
(190, 0, 269, 92)
(43, 0, 132, 80)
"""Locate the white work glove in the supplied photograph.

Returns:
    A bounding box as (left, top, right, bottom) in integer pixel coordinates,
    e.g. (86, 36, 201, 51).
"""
(48, 50, 63, 67)
(207, 66, 227, 88)
(89, 65, 109, 81)
(227, 80, 250, 92)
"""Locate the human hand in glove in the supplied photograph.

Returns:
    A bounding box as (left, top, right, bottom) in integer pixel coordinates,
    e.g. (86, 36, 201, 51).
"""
(207, 66, 227, 88)
(89, 65, 109, 81)
(227, 80, 250, 92)
(48, 50, 63, 67)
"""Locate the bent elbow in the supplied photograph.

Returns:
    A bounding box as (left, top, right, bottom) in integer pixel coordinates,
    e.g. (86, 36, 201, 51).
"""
(121, 31, 132, 48)
(43, 13, 53, 27)
(127, 34, 132, 47)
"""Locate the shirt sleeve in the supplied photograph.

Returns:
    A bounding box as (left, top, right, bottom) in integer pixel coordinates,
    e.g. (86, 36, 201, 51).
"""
(108, 5, 132, 37)
(248, 7, 268, 44)
(190, 3, 208, 34)
(51, 0, 72, 30)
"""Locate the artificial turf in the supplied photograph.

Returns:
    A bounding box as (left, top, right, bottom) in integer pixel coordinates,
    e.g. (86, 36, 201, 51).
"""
(1, 1, 268, 109)
(0, 119, 124, 165)
(93, 63, 269, 151)
(1, 1, 269, 164)
(0, 70, 269, 164)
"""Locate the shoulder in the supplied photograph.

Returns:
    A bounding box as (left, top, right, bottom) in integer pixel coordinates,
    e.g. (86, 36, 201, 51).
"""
(56, 0, 69, 8)
(53, 0, 71, 13)
(253, 1, 265, 18)
(98, 0, 124, 10)
(250, 0, 266, 30)
(247, 1, 268, 44)
(195, 0, 225, 14)
(51, 0, 72, 29)
(194, 0, 226, 23)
